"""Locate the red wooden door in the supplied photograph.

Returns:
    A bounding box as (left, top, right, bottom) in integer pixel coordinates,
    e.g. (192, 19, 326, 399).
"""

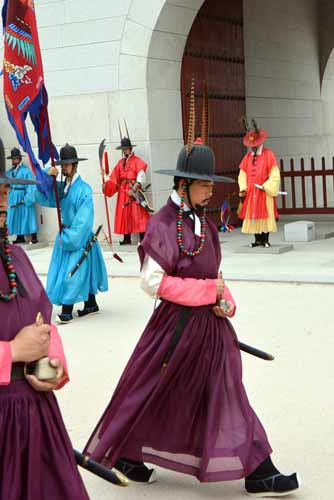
(181, 0, 246, 225)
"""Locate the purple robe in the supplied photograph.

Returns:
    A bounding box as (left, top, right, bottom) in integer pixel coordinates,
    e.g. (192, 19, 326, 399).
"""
(84, 198, 272, 482)
(0, 245, 89, 500)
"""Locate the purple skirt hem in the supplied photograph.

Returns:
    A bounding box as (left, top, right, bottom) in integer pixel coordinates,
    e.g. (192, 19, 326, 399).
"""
(143, 449, 272, 482)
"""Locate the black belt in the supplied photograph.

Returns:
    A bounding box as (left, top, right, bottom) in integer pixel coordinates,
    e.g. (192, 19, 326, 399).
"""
(11, 362, 25, 381)
(11, 187, 25, 191)
(161, 306, 192, 371)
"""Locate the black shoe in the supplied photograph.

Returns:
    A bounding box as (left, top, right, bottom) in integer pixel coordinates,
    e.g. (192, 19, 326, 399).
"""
(250, 241, 263, 248)
(56, 313, 73, 324)
(114, 458, 157, 484)
(120, 234, 131, 245)
(245, 472, 300, 497)
(31, 233, 39, 244)
(77, 305, 99, 318)
(13, 236, 26, 244)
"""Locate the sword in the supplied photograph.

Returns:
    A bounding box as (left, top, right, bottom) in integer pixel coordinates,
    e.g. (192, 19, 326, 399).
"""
(254, 183, 287, 196)
(74, 450, 128, 487)
(238, 341, 274, 361)
(68, 225, 103, 278)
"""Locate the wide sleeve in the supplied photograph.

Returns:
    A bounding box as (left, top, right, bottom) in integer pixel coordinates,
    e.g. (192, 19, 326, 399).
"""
(104, 164, 120, 198)
(35, 168, 59, 208)
(136, 169, 146, 185)
(60, 192, 94, 251)
(138, 214, 179, 275)
(0, 341, 12, 386)
(263, 165, 280, 197)
(141, 255, 217, 306)
(238, 169, 247, 193)
(48, 324, 69, 390)
(23, 167, 39, 207)
(239, 153, 249, 173)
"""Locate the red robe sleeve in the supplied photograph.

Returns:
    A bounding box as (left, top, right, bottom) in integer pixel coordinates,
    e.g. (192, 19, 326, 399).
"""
(239, 153, 250, 172)
(265, 148, 279, 174)
(135, 156, 148, 174)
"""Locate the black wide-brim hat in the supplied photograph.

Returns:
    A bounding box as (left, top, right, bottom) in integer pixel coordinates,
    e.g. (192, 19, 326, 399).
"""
(116, 137, 136, 150)
(6, 147, 25, 160)
(55, 143, 87, 165)
(156, 142, 235, 183)
(0, 140, 38, 186)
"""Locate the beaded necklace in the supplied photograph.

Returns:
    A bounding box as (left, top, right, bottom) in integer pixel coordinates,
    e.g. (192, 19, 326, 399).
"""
(177, 183, 207, 257)
(0, 224, 17, 301)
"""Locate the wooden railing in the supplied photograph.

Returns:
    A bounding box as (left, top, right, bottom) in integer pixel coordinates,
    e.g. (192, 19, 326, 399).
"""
(279, 157, 334, 214)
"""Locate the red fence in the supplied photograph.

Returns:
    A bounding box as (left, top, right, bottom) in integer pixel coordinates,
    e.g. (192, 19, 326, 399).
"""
(279, 157, 334, 215)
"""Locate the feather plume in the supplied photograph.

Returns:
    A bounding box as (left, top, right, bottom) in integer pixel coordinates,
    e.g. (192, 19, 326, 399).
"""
(201, 81, 209, 145)
(186, 77, 196, 154)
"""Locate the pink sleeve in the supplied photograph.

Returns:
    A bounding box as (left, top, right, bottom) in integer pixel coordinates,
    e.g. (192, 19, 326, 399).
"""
(223, 285, 237, 317)
(48, 324, 69, 390)
(158, 276, 217, 307)
(0, 341, 12, 386)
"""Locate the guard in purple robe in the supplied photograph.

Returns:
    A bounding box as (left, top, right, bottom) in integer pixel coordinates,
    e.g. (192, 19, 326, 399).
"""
(83, 103, 300, 496)
(0, 138, 89, 500)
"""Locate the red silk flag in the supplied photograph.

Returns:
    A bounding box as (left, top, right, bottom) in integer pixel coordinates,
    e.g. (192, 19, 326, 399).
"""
(2, 0, 57, 193)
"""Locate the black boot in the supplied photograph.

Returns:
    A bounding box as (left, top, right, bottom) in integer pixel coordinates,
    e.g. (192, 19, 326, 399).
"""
(245, 456, 300, 497)
(139, 232, 145, 242)
(114, 458, 156, 484)
(31, 233, 38, 244)
(263, 232, 271, 248)
(77, 294, 99, 317)
(13, 235, 25, 244)
(57, 304, 74, 324)
(250, 234, 263, 248)
(119, 233, 131, 245)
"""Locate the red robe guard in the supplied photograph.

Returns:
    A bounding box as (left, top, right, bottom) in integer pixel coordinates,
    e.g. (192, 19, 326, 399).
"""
(104, 153, 150, 236)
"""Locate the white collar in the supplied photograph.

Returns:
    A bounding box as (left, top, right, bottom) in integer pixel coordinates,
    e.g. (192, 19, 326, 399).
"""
(64, 172, 80, 193)
(251, 144, 264, 156)
(171, 189, 190, 211)
(171, 190, 201, 236)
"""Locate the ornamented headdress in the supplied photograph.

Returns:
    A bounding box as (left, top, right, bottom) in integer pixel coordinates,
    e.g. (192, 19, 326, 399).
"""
(115, 120, 137, 150)
(156, 78, 234, 183)
(243, 117, 268, 148)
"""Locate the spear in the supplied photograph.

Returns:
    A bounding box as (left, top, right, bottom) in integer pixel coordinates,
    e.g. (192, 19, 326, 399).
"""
(98, 139, 123, 263)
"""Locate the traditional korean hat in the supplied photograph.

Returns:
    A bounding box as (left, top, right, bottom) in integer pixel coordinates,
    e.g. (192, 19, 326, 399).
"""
(6, 147, 25, 160)
(156, 79, 234, 184)
(243, 117, 267, 148)
(55, 143, 87, 165)
(116, 120, 137, 150)
(0, 139, 37, 185)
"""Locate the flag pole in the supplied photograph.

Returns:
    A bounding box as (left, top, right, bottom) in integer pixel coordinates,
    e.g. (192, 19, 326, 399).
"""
(45, 109, 62, 233)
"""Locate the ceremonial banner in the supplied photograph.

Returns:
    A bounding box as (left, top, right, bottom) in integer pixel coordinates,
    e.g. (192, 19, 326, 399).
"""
(2, 0, 57, 193)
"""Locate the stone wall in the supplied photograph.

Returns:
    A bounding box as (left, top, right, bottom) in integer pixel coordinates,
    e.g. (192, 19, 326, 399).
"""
(1, 0, 333, 242)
